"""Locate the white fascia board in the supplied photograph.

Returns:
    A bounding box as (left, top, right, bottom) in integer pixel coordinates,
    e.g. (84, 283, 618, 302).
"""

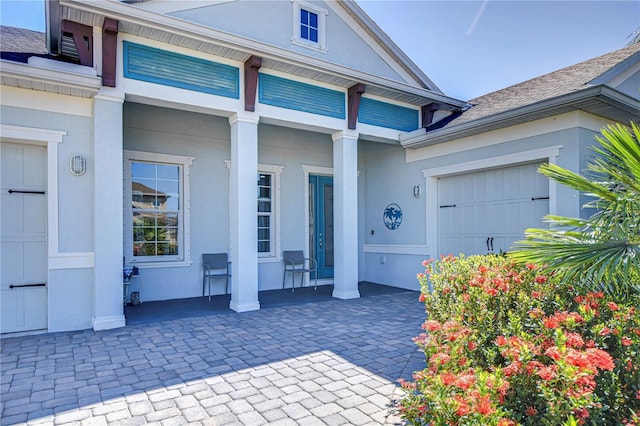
(356, 122, 402, 144)
(0, 59, 101, 94)
(256, 103, 346, 135)
(60, 0, 466, 108)
(406, 111, 610, 163)
(1, 87, 93, 116)
(336, 0, 443, 94)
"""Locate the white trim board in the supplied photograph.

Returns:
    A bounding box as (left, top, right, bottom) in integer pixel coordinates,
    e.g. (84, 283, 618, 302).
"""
(124, 150, 194, 268)
(363, 244, 430, 256)
(407, 111, 610, 163)
(0, 87, 94, 117)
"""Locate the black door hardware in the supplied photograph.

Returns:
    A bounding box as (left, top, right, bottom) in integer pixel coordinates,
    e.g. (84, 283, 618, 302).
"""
(8, 189, 45, 195)
(9, 283, 46, 289)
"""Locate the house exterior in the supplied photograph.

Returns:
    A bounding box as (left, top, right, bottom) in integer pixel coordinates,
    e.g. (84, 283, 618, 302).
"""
(1, 0, 638, 336)
(362, 43, 640, 289)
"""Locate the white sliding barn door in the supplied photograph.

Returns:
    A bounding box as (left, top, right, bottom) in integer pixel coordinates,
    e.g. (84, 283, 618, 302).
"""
(1, 142, 48, 334)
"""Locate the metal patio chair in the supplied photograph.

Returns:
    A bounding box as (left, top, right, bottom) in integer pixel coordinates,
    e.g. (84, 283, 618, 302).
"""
(202, 253, 231, 300)
(282, 250, 317, 292)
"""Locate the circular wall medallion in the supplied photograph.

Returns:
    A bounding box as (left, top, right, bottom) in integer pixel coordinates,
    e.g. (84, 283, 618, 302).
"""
(383, 203, 402, 230)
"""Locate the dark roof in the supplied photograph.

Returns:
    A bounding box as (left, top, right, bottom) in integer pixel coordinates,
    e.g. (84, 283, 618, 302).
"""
(0, 25, 48, 63)
(431, 43, 640, 130)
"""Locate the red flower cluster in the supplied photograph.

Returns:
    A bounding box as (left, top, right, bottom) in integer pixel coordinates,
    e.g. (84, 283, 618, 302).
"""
(401, 255, 640, 426)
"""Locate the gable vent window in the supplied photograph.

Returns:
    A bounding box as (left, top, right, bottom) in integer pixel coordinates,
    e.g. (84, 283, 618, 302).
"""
(300, 9, 318, 43)
(292, 1, 327, 53)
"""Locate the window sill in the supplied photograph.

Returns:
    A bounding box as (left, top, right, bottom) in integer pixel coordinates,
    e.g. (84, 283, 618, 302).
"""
(291, 38, 327, 54)
(130, 260, 194, 269)
(258, 256, 283, 263)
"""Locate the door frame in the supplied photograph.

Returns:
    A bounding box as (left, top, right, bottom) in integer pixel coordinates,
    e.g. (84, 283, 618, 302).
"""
(422, 145, 562, 258)
(302, 164, 333, 285)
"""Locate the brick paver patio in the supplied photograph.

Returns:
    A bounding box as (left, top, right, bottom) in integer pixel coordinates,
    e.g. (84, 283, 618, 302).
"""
(1, 290, 425, 425)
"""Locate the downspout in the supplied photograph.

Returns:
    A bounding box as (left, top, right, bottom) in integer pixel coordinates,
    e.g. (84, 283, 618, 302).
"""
(46, 0, 61, 56)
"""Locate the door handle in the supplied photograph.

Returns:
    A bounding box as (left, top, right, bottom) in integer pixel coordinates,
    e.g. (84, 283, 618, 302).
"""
(490, 237, 494, 252)
(486, 237, 490, 251)
(9, 283, 46, 289)
(319, 235, 323, 249)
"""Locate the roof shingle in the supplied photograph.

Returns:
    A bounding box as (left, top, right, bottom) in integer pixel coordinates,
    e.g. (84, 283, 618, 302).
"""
(0, 25, 48, 63)
(435, 43, 640, 129)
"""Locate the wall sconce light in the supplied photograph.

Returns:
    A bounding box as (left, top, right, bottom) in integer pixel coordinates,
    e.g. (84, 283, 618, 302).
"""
(413, 184, 422, 198)
(69, 154, 86, 176)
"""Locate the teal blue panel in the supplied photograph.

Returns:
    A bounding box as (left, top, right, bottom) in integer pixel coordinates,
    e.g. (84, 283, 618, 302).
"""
(359, 97, 419, 131)
(123, 42, 239, 99)
(259, 74, 345, 119)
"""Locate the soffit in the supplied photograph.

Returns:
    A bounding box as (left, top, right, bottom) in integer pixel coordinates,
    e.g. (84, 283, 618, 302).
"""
(60, 5, 463, 108)
(1, 60, 101, 98)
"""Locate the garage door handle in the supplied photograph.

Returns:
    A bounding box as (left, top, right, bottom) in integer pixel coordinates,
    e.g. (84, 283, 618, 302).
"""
(9, 283, 46, 289)
(439, 204, 456, 208)
(531, 196, 549, 201)
(8, 189, 46, 195)
(490, 237, 494, 251)
(486, 237, 490, 251)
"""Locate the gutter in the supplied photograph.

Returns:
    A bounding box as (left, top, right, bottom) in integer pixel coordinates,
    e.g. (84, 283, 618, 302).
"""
(400, 85, 640, 148)
(57, 0, 467, 109)
(1, 59, 102, 95)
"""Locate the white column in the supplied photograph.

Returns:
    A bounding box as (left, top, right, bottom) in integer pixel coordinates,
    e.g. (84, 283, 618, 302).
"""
(332, 130, 360, 299)
(229, 113, 260, 312)
(92, 94, 125, 330)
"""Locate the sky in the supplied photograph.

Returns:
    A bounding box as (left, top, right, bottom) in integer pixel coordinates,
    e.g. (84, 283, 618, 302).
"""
(1, 0, 639, 100)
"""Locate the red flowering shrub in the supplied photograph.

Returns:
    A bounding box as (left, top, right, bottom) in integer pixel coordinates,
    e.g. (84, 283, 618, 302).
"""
(399, 255, 640, 425)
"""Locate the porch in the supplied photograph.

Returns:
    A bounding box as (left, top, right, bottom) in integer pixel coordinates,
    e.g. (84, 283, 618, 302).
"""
(124, 282, 410, 325)
(1, 287, 424, 425)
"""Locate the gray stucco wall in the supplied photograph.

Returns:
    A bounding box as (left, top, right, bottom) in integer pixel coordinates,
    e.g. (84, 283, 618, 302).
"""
(615, 69, 640, 98)
(122, 103, 336, 300)
(360, 141, 427, 290)
(123, 102, 231, 301)
(1, 104, 95, 331)
(358, 126, 602, 290)
(171, 1, 406, 83)
(1, 105, 94, 252)
(257, 123, 333, 290)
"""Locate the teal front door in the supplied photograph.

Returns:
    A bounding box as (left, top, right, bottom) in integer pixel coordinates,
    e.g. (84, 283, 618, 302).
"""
(309, 175, 334, 279)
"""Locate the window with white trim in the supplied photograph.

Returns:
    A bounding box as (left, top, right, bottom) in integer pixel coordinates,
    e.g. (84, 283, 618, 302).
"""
(257, 164, 283, 259)
(292, 1, 327, 52)
(124, 150, 193, 266)
(258, 172, 273, 254)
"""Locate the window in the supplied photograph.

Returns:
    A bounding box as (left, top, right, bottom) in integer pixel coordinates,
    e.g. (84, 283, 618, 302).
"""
(257, 164, 283, 259)
(292, 1, 327, 52)
(300, 9, 318, 43)
(124, 151, 193, 266)
(258, 173, 273, 254)
(225, 161, 282, 260)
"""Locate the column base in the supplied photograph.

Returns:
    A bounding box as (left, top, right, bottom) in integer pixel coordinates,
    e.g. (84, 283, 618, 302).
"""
(230, 300, 260, 313)
(332, 289, 361, 300)
(92, 314, 126, 331)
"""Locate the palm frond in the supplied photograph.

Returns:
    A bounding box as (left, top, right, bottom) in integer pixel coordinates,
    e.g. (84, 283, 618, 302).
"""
(510, 122, 640, 297)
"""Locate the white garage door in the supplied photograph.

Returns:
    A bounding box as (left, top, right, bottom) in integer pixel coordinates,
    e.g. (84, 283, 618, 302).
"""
(1, 142, 48, 334)
(438, 162, 548, 257)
